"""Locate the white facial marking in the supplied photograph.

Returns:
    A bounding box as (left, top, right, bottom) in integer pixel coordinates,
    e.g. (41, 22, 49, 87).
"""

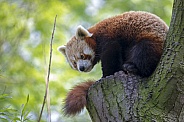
(84, 47, 93, 55)
(77, 59, 93, 72)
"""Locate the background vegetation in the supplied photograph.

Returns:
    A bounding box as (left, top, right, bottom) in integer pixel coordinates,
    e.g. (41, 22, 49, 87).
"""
(0, 0, 173, 121)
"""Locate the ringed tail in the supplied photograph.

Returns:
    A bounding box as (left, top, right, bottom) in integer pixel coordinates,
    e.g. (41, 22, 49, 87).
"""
(63, 80, 95, 116)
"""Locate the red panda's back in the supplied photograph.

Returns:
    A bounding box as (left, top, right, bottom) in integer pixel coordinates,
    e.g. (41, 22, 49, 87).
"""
(88, 11, 168, 44)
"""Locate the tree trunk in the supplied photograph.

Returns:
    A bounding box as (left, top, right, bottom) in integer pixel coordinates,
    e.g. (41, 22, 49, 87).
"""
(86, 0, 184, 121)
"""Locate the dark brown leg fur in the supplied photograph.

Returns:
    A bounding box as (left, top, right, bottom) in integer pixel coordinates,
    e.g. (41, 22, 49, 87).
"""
(123, 39, 162, 77)
(101, 41, 123, 77)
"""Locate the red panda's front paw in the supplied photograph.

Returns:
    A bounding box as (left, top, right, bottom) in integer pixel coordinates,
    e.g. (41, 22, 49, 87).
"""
(122, 62, 138, 75)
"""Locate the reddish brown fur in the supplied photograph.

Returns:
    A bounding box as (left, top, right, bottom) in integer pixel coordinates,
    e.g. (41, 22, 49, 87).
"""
(63, 80, 95, 116)
(88, 11, 168, 44)
(86, 11, 168, 61)
(85, 37, 97, 51)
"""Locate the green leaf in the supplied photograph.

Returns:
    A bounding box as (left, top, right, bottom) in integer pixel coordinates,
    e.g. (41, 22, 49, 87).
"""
(13, 117, 21, 121)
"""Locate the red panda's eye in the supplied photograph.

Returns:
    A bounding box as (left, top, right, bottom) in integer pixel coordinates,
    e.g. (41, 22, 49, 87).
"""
(73, 61, 76, 65)
(81, 54, 84, 59)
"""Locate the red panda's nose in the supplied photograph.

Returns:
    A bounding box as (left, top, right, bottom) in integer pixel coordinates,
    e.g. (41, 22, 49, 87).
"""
(79, 66, 85, 71)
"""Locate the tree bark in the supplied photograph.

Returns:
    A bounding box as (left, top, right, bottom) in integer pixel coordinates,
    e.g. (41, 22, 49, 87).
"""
(86, 0, 184, 121)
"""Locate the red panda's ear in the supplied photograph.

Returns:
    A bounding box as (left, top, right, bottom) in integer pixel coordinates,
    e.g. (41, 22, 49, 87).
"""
(76, 25, 93, 40)
(57, 45, 67, 57)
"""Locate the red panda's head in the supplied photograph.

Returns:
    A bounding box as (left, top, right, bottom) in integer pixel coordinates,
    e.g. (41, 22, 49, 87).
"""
(58, 25, 96, 72)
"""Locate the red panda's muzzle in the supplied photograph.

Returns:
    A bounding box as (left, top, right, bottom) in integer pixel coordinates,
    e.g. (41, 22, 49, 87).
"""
(77, 59, 93, 72)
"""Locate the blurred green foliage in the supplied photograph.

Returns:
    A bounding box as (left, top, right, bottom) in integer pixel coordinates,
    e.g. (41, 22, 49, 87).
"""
(0, 0, 173, 121)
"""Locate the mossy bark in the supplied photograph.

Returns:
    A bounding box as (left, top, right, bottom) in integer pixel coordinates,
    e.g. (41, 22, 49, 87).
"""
(86, 0, 184, 121)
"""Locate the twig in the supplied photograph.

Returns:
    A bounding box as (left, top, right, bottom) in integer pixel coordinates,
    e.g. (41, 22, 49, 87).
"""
(38, 15, 57, 122)
(2, 86, 7, 94)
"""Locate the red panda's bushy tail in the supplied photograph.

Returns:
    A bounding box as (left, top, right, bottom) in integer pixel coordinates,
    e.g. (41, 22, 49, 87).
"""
(63, 80, 95, 116)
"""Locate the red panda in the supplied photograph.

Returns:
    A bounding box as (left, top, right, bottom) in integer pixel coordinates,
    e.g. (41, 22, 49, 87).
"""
(58, 11, 168, 116)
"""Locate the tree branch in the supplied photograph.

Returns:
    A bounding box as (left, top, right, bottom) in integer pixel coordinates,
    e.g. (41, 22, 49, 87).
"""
(87, 71, 140, 122)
